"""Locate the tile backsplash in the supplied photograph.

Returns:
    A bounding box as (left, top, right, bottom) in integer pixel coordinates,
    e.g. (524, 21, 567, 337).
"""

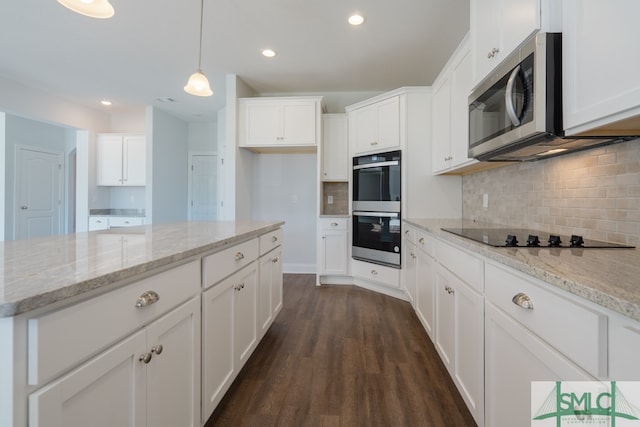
(322, 182, 349, 215)
(462, 139, 640, 246)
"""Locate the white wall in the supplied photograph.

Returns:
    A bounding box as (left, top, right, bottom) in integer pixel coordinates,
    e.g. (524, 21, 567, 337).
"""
(188, 122, 217, 151)
(252, 153, 317, 273)
(149, 107, 189, 223)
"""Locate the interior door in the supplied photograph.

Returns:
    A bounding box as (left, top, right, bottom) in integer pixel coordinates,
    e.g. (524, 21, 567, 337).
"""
(16, 146, 63, 239)
(189, 153, 217, 220)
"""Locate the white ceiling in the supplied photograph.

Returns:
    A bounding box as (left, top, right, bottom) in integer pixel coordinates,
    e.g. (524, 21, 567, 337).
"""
(0, 0, 469, 122)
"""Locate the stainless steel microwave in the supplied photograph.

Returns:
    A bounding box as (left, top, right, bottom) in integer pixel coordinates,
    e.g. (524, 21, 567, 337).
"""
(468, 32, 635, 162)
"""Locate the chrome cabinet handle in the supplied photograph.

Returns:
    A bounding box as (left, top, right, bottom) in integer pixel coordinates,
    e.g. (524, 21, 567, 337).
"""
(235, 252, 245, 261)
(445, 286, 455, 295)
(135, 290, 160, 308)
(418, 237, 425, 244)
(512, 293, 534, 310)
(272, 257, 279, 263)
(151, 345, 163, 355)
(272, 236, 278, 242)
(139, 353, 152, 364)
(20, 206, 28, 210)
(370, 141, 378, 146)
(331, 222, 338, 227)
(234, 282, 246, 291)
(371, 270, 378, 275)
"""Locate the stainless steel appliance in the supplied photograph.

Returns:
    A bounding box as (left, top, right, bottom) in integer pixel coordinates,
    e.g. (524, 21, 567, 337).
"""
(442, 227, 634, 249)
(468, 33, 638, 162)
(352, 150, 402, 267)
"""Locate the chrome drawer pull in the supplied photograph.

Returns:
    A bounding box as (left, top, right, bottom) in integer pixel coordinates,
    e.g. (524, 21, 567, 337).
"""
(331, 222, 338, 227)
(151, 345, 163, 355)
(272, 236, 278, 242)
(512, 293, 534, 310)
(418, 237, 425, 244)
(139, 353, 152, 364)
(371, 270, 378, 275)
(135, 290, 160, 308)
(235, 252, 245, 261)
(272, 257, 279, 263)
(445, 286, 455, 295)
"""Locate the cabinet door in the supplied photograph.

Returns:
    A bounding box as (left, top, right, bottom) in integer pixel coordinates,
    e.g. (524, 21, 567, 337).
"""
(375, 96, 401, 150)
(234, 262, 258, 368)
(258, 254, 274, 337)
(403, 241, 417, 305)
(322, 114, 349, 181)
(415, 249, 435, 339)
(123, 135, 146, 186)
(471, 0, 502, 85)
(352, 104, 378, 154)
(609, 313, 640, 380)
(88, 216, 109, 231)
(29, 330, 147, 427)
(282, 101, 317, 145)
(319, 229, 348, 275)
(563, 0, 640, 134)
(431, 75, 452, 173)
(435, 265, 455, 371)
(485, 302, 594, 427)
(449, 49, 475, 169)
(270, 247, 283, 316)
(502, 0, 539, 57)
(97, 135, 123, 186)
(202, 277, 235, 421)
(146, 297, 201, 427)
(242, 102, 281, 146)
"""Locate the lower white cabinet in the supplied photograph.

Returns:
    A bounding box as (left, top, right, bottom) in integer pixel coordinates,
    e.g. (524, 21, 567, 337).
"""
(317, 218, 349, 278)
(484, 302, 594, 427)
(29, 296, 201, 427)
(609, 313, 640, 380)
(89, 216, 145, 231)
(403, 237, 418, 306)
(434, 262, 484, 426)
(259, 247, 283, 338)
(415, 244, 435, 340)
(202, 261, 258, 422)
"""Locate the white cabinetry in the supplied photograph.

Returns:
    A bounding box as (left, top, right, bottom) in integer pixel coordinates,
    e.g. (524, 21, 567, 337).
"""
(28, 263, 201, 427)
(89, 216, 145, 231)
(97, 134, 146, 186)
(238, 97, 322, 150)
(352, 259, 400, 290)
(470, 0, 560, 87)
(321, 114, 349, 181)
(349, 95, 400, 155)
(414, 230, 436, 340)
(402, 227, 417, 305)
(432, 35, 477, 174)
(258, 230, 283, 339)
(434, 241, 484, 426)
(317, 218, 349, 278)
(562, 0, 640, 136)
(609, 312, 640, 380)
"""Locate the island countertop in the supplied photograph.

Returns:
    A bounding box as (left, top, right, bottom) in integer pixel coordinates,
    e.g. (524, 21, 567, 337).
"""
(0, 221, 283, 317)
(405, 218, 640, 322)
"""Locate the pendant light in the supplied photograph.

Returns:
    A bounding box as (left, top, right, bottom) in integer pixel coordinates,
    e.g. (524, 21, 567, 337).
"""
(57, 0, 114, 19)
(184, 0, 213, 96)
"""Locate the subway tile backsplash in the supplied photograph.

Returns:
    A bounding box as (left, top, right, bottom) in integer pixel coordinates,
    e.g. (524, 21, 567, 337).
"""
(462, 139, 640, 246)
(322, 182, 349, 215)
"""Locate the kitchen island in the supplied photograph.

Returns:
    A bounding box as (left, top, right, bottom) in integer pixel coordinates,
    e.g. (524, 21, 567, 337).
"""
(0, 220, 284, 427)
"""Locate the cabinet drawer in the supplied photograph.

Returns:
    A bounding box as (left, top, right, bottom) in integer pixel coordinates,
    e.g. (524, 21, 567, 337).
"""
(485, 262, 607, 377)
(203, 238, 259, 288)
(415, 229, 435, 257)
(352, 259, 400, 288)
(319, 218, 347, 231)
(259, 229, 283, 255)
(402, 225, 416, 244)
(435, 240, 483, 292)
(88, 216, 109, 231)
(108, 217, 144, 228)
(27, 260, 200, 386)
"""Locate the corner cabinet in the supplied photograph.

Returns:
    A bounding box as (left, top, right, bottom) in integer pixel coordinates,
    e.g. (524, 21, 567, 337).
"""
(97, 134, 146, 186)
(347, 95, 400, 156)
(238, 96, 323, 151)
(321, 114, 349, 181)
(562, 0, 640, 135)
(432, 34, 477, 174)
(470, 0, 560, 87)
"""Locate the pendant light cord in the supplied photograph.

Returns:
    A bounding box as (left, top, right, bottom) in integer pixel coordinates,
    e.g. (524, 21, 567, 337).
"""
(198, 0, 204, 71)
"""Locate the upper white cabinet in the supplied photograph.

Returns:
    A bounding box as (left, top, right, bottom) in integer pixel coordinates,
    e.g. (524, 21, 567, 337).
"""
(432, 34, 477, 174)
(470, 0, 560, 87)
(321, 114, 349, 181)
(238, 96, 322, 150)
(348, 95, 401, 155)
(97, 134, 146, 186)
(562, 0, 640, 135)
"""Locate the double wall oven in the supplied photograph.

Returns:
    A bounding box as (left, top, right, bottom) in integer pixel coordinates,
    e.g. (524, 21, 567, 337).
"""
(352, 150, 401, 268)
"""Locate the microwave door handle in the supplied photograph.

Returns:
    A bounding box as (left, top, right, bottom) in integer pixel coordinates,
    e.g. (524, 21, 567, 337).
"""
(505, 64, 522, 126)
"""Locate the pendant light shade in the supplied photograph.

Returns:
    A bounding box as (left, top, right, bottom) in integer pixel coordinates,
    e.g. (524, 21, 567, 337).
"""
(184, 0, 213, 97)
(184, 71, 213, 96)
(57, 0, 114, 19)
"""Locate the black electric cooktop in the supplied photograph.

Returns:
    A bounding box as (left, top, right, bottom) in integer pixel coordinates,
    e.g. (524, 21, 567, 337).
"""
(441, 227, 635, 249)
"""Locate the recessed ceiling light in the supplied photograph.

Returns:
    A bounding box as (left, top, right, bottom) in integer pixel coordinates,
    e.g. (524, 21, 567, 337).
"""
(262, 49, 277, 58)
(348, 14, 364, 26)
(100, 100, 112, 106)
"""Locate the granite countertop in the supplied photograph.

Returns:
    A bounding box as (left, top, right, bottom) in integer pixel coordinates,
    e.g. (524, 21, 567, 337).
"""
(405, 218, 640, 322)
(0, 221, 283, 317)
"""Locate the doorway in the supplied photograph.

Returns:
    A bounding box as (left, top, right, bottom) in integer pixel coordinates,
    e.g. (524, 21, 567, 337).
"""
(188, 152, 217, 221)
(15, 145, 64, 239)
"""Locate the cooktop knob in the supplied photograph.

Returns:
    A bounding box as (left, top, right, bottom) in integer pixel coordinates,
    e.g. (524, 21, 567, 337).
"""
(526, 235, 541, 247)
(548, 235, 562, 247)
(570, 235, 585, 247)
(505, 234, 519, 247)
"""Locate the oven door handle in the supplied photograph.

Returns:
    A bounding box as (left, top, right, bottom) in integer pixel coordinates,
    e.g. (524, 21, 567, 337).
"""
(353, 211, 399, 218)
(353, 160, 399, 170)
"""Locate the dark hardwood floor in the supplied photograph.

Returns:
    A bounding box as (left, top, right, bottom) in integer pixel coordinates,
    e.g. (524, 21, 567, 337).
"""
(206, 274, 476, 427)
